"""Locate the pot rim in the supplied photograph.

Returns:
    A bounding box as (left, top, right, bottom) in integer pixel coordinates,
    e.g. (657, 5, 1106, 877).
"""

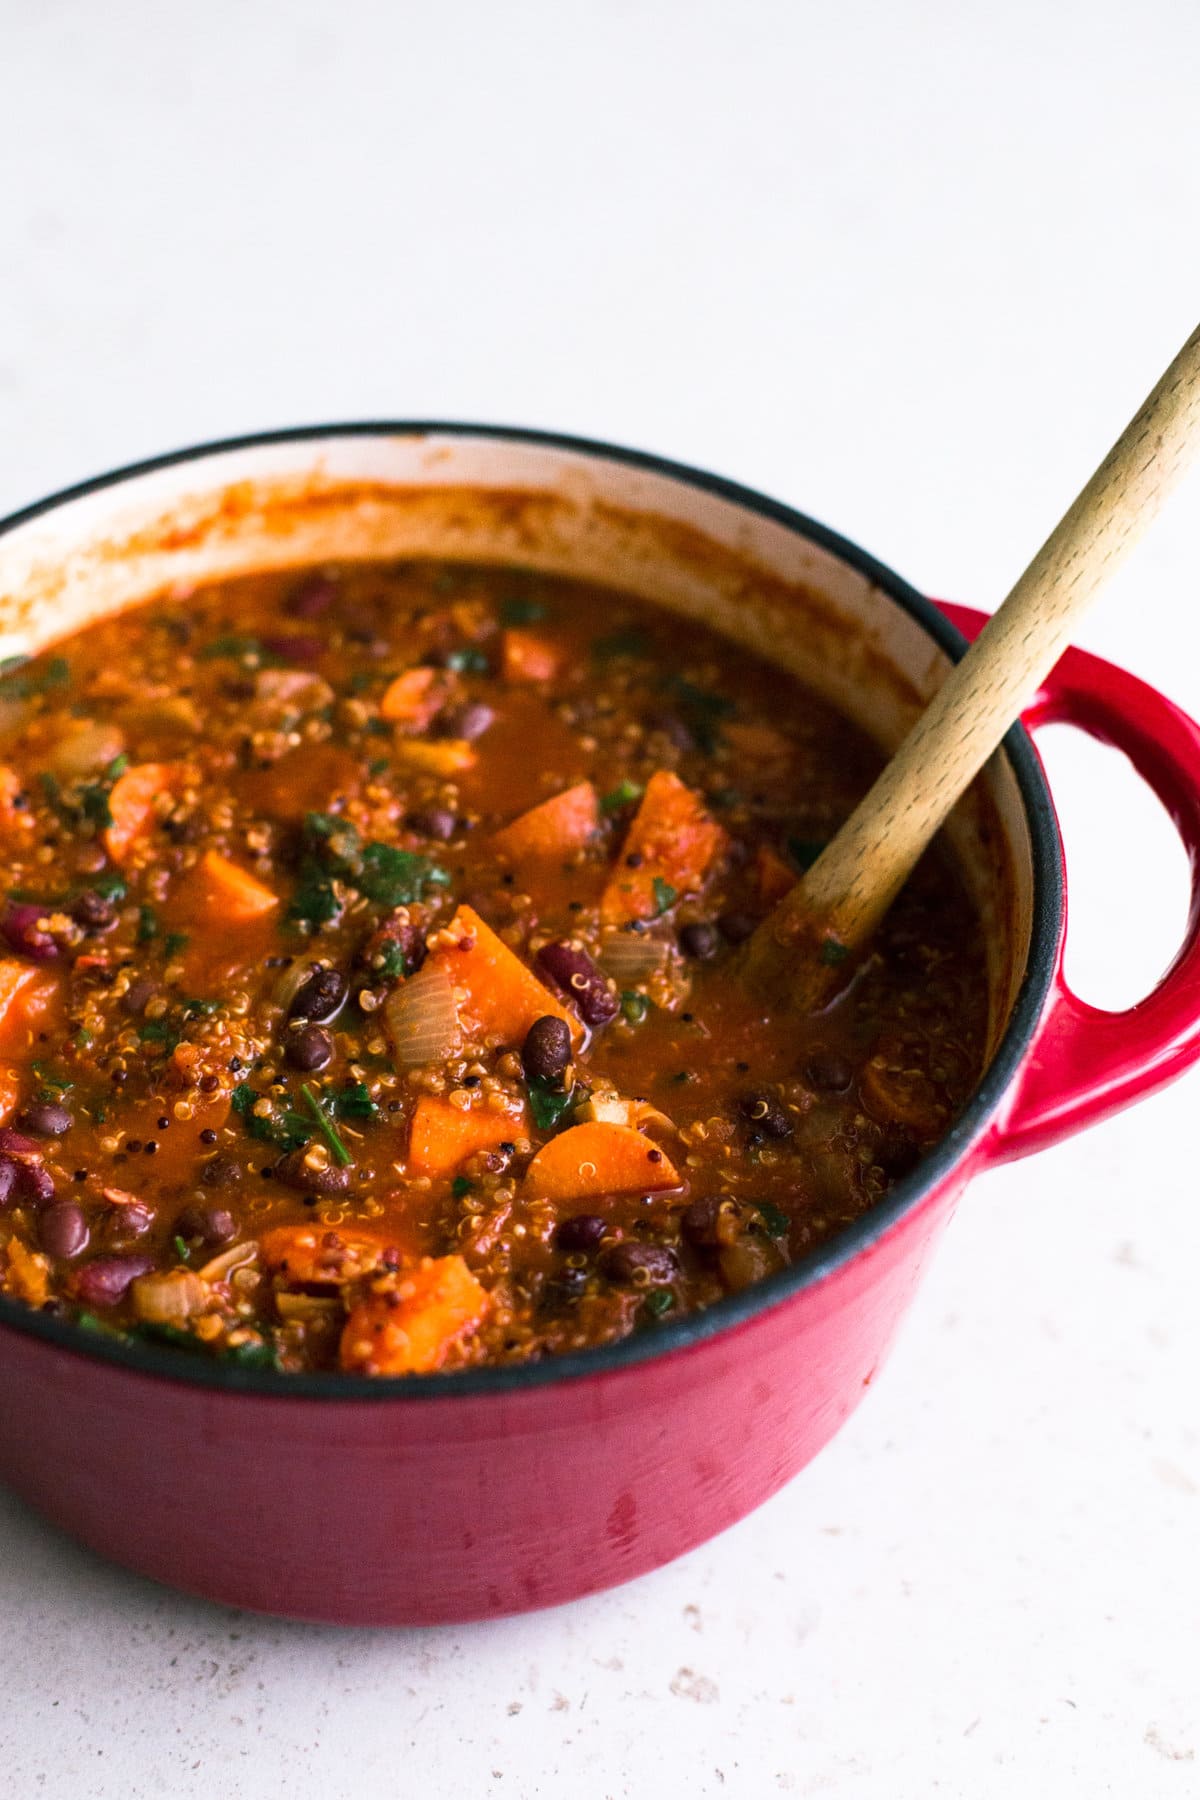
(0, 421, 1063, 1400)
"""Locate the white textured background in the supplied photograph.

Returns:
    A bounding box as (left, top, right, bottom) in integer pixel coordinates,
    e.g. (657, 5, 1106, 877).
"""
(2, 3, 1199, 1795)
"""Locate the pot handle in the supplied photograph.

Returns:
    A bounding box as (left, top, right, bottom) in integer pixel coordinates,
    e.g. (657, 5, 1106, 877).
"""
(938, 602, 1200, 1163)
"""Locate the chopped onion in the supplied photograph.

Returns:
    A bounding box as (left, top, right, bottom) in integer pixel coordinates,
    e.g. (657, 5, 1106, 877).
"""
(197, 1241, 258, 1283)
(131, 1268, 207, 1324)
(597, 930, 671, 987)
(385, 960, 462, 1068)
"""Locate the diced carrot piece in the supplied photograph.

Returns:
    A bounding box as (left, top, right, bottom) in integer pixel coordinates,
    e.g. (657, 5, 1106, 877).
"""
(3, 1237, 50, 1307)
(394, 738, 477, 776)
(104, 761, 185, 863)
(407, 1095, 527, 1178)
(340, 1254, 489, 1375)
(600, 771, 726, 925)
(491, 781, 599, 868)
(0, 1066, 20, 1125)
(260, 1225, 399, 1285)
(379, 666, 451, 727)
(192, 849, 279, 921)
(756, 844, 797, 906)
(428, 904, 582, 1048)
(502, 629, 561, 683)
(523, 1121, 681, 1202)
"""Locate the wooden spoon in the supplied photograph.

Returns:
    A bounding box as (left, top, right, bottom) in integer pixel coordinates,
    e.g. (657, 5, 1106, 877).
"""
(741, 320, 1200, 1008)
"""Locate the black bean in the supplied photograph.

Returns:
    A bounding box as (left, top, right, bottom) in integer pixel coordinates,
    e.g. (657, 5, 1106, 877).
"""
(288, 966, 347, 1024)
(16, 1099, 73, 1138)
(199, 1155, 243, 1189)
(285, 571, 338, 619)
(535, 940, 619, 1028)
(678, 920, 719, 960)
(804, 1051, 854, 1094)
(737, 1092, 793, 1139)
(522, 1015, 572, 1087)
(71, 889, 117, 933)
(175, 1204, 236, 1247)
(74, 1254, 154, 1308)
(540, 1267, 590, 1310)
(407, 807, 458, 841)
(555, 1213, 609, 1254)
(434, 700, 495, 742)
(601, 1242, 679, 1286)
(716, 910, 757, 945)
(286, 1024, 334, 1071)
(681, 1195, 740, 1249)
(38, 1202, 89, 1260)
(273, 1149, 351, 1196)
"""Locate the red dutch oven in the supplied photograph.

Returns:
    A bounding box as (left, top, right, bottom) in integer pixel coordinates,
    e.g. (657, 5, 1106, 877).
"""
(2, 425, 1199, 1627)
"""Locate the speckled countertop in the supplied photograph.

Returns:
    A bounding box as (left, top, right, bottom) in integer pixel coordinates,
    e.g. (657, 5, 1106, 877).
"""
(1, 4, 1199, 1794)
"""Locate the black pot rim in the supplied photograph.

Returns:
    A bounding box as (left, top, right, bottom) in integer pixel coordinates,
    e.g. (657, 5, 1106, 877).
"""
(0, 421, 1063, 1401)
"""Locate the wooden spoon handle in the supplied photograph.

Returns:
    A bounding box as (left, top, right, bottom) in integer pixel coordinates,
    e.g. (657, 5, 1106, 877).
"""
(743, 319, 1200, 1003)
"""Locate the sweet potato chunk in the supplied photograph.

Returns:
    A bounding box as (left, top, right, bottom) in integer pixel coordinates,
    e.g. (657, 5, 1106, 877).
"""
(192, 849, 280, 922)
(522, 1121, 681, 1202)
(600, 771, 725, 925)
(427, 905, 581, 1048)
(339, 1255, 489, 1375)
(260, 1225, 399, 1285)
(104, 761, 186, 863)
(407, 1095, 527, 1178)
(491, 781, 598, 869)
(379, 666, 451, 728)
(0, 960, 60, 1059)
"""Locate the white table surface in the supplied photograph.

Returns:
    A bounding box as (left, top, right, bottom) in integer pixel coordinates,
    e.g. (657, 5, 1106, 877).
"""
(2, 3, 1200, 1794)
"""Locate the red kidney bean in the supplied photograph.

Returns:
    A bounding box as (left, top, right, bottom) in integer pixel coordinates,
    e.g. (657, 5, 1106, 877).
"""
(74, 1254, 154, 1308)
(16, 1099, 73, 1137)
(522, 1015, 572, 1086)
(0, 1128, 41, 1157)
(0, 1160, 18, 1209)
(175, 1204, 236, 1247)
(535, 941, 619, 1028)
(261, 633, 325, 663)
(601, 1242, 679, 1285)
(285, 572, 338, 619)
(38, 1202, 89, 1259)
(1, 901, 64, 961)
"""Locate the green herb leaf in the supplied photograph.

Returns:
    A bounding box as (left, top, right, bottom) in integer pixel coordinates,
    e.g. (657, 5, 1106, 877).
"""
(182, 997, 221, 1017)
(138, 1019, 181, 1050)
(445, 646, 490, 674)
(500, 596, 546, 626)
(222, 1339, 281, 1371)
(173, 1234, 191, 1262)
(652, 877, 678, 917)
(0, 653, 29, 677)
(38, 770, 64, 815)
(367, 755, 390, 777)
(200, 634, 266, 661)
(620, 991, 650, 1025)
(137, 904, 159, 943)
(163, 930, 189, 960)
(133, 1320, 203, 1354)
(358, 843, 451, 907)
(600, 778, 643, 815)
(301, 1083, 353, 1167)
(819, 938, 849, 967)
(451, 1175, 474, 1199)
(643, 1289, 675, 1318)
(755, 1202, 790, 1239)
(78, 782, 114, 829)
(106, 752, 130, 779)
(230, 1081, 311, 1153)
(376, 939, 408, 982)
(528, 1079, 576, 1133)
(333, 1080, 379, 1122)
(89, 872, 127, 902)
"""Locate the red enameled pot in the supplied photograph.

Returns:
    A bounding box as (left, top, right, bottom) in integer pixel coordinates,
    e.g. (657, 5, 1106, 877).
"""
(2, 426, 1200, 1626)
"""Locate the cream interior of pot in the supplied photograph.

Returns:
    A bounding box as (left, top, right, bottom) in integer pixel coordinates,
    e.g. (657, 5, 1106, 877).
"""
(0, 433, 1035, 1065)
